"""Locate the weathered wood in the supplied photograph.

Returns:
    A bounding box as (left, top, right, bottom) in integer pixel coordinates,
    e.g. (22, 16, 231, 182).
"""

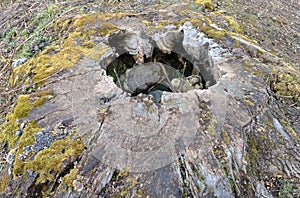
(0, 5, 299, 198)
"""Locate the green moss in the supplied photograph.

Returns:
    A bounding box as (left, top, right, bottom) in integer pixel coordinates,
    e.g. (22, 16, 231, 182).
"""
(213, 12, 242, 33)
(201, 26, 227, 39)
(12, 13, 128, 88)
(14, 3, 59, 59)
(13, 95, 31, 119)
(271, 69, 300, 103)
(0, 174, 9, 192)
(0, 95, 31, 148)
(98, 22, 119, 37)
(0, 90, 52, 148)
(30, 90, 53, 107)
(62, 168, 79, 188)
(194, 0, 214, 11)
(86, 44, 110, 61)
(21, 137, 84, 184)
(4, 27, 17, 41)
(13, 121, 41, 176)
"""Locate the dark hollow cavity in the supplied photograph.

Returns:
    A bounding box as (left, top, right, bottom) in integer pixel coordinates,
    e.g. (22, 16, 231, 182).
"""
(105, 28, 219, 98)
(106, 48, 207, 96)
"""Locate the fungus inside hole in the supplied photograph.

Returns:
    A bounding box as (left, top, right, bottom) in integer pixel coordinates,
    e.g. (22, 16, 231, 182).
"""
(106, 48, 209, 96)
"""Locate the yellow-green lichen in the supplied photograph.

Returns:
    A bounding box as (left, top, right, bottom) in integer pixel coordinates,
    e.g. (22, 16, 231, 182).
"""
(18, 122, 41, 150)
(266, 119, 274, 128)
(17, 137, 84, 184)
(113, 168, 142, 197)
(62, 168, 79, 188)
(207, 118, 217, 135)
(246, 135, 259, 175)
(243, 58, 263, 77)
(280, 119, 300, 143)
(174, 17, 231, 41)
(30, 90, 53, 107)
(0, 114, 19, 148)
(244, 99, 255, 107)
(199, 104, 211, 119)
(221, 128, 230, 146)
(68, 13, 132, 32)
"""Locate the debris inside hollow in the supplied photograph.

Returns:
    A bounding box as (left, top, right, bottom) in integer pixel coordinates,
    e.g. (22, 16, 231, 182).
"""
(106, 48, 206, 96)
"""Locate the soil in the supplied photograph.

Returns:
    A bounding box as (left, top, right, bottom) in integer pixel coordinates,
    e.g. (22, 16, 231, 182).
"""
(217, 0, 300, 67)
(0, 0, 299, 121)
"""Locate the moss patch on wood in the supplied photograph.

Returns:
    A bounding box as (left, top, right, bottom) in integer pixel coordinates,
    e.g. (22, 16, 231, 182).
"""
(0, 174, 9, 192)
(213, 11, 242, 33)
(14, 136, 84, 184)
(11, 13, 126, 88)
(270, 69, 300, 103)
(0, 90, 52, 148)
(194, 0, 214, 11)
(13, 121, 41, 176)
(62, 167, 79, 188)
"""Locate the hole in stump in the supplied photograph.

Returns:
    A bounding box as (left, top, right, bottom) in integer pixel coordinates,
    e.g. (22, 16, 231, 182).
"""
(107, 48, 207, 96)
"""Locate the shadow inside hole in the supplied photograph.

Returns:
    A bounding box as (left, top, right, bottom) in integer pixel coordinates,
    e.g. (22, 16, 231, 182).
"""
(106, 48, 207, 97)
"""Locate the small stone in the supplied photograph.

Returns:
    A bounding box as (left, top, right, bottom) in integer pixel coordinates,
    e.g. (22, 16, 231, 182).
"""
(171, 75, 203, 92)
(149, 90, 163, 104)
(20, 122, 26, 130)
(16, 130, 22, 136)
(73, 177, 84, 192)
(187, 75, 201, 85)
(6, 149, 16, 164)
(11, 58, 28, 68)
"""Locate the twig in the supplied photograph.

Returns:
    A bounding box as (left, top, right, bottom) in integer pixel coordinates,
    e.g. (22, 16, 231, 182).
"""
(178, 61, 187, 92)
(113, 67, 122, 89)
(0, 48, 15, 74)
(159, 63, 176, 92)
